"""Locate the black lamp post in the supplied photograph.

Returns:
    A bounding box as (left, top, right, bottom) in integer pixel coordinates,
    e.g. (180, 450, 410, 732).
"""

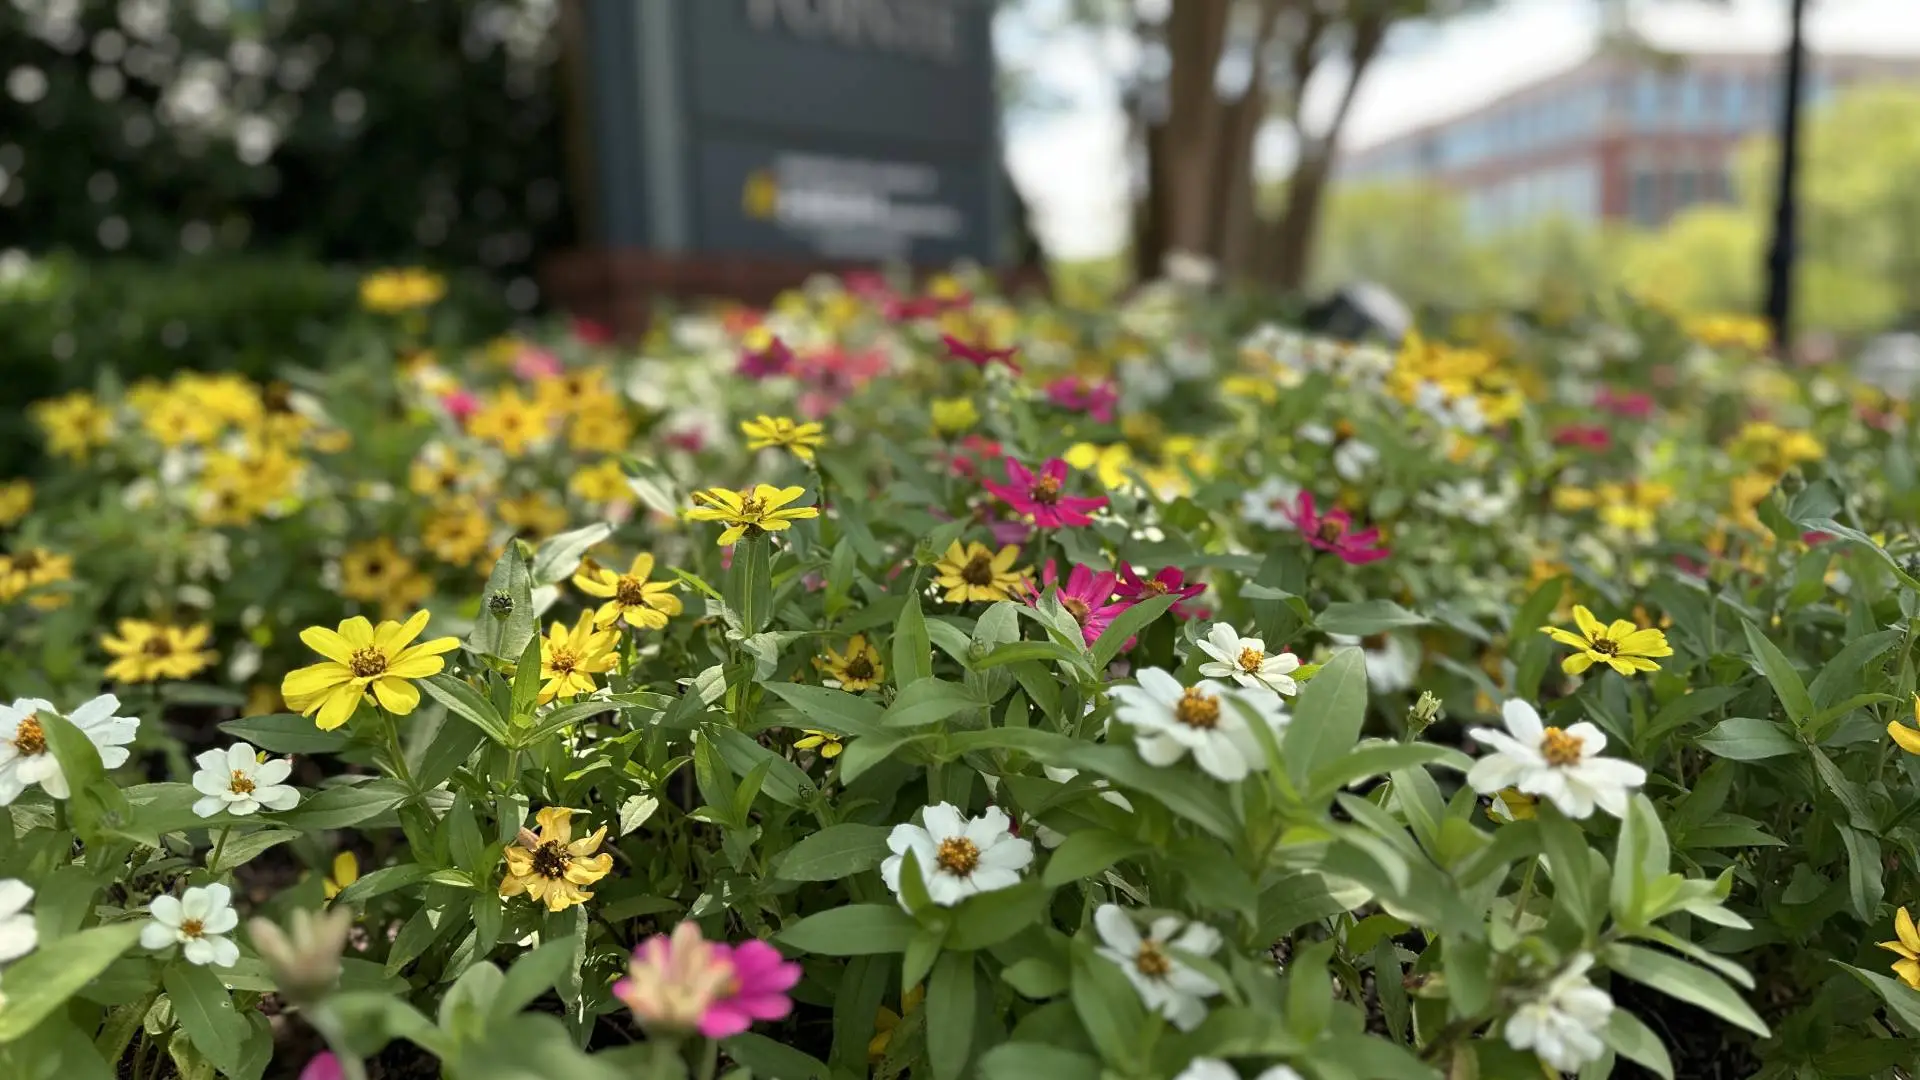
(1763, 0, 1809, 353)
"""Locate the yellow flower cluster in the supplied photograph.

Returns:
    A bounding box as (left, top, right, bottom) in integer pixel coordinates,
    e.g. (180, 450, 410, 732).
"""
(100, 620, 217, 684)
(1389, 331, 1528, 425)
(0, 546, 73, 608)
(360, 268, 446, 314)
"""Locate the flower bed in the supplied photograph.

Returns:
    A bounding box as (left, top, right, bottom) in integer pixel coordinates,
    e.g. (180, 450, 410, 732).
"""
(0, 269, 1915, 1078)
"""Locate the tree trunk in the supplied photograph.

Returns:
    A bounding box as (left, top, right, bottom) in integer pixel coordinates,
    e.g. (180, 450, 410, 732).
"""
(1157, 0, 1233, 260)
(1212, 0, 1290, 277)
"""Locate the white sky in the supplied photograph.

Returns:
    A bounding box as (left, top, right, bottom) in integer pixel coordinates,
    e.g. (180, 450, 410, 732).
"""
(1001, 0, 1920, 259)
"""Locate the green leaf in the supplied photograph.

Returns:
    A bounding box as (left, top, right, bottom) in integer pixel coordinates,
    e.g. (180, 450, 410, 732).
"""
(882, 678, 983, 728)
(419, 675, 513, 744)
(1742, 620, 1814, 730)
(1315, 599, 1428, 636)
(216, 714, 349, 755)
(775, 824, 894, 882)
(722, 1033, 829, 1080)
(491, 940, 576, 1022)
(1839, 825, 1885, 923)
(1283, 647, 1369, 790)
(470, 541, 536, 662)
(778, 904, 918, 955)
(1308, 740, 1470, 801)
(1070, 946, 1146, 1067)
(510, 635, 543, 724)
(999, 957, 1069, 999)
(164, 963, 248, 1076)
(1834, 962, 1920, 1037)
(530, 523, 612, 586)
(727, 535, 775, 634)
(40, 709, 130, 844)
(333, 863, 430, 907)
(762, 682, 886, 738)
(411, 712, 488, 791)
(1601, 1007, 1673, 1078)
(1610, 795, 1670, 927)
(893, 590, 934, 688)
(927, 952, 977, 1080)
(0, 922, 145, 1043)
(271, 780, 409, 830)
(1090, 593, 1176, 669)
(1042, 829, 1148, 888)
(1603, 943, 1770, 1037)
(971, 640, 1092, 675)
(947, 878, 1052, 951)
(211, 829, 300, 874)
(1695, 717, 1801, 760)
(1541, 813, 1601, 933)
(978, 1044, 1101, 1080)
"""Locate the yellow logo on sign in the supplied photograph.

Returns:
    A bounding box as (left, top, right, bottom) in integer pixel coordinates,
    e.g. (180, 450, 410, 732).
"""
(743, 169, 779, 221)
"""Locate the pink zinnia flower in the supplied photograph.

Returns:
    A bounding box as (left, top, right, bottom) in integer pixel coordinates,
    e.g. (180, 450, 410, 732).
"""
(1045, 377, 1119, 423)
(614, 922, 736, 1036)
(738, 337, 795, 379)
(1027, 561, 1127, 645)
(1116, 565, 1206, 618)
(941, 334, 1021, 372)
(983, 458, 1107, 528)
(664, 428, 706, 453)
(1282, 492, 1389, 565)
(572, 317, 613, 345)
(1595, 388, 1653, 419)
(440, 389, 479, 423)
(300, 1053, 344, 1080)
(513, 347, 563, 381)
(1552, 424, 1611, 450)
(700, 939, 801, 1039)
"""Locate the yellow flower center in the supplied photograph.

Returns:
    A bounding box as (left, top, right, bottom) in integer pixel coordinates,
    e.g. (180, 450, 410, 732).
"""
(960, 553, 997, 586)
(532, 840, 572, 879)
(1061, 596, 1092, 625)
(1236, 647, 1265, 674)
(12, 715, 46, 756)
(935, 836, 980, 876)
(1541, 726, 1585, 766)
(738, 495, 767, 520)
(614, 575, 649, 606)
(1316, 519, 1343, 543)
(1141, 578, 1169, 596)
(1175, 687, 1221, 729)
(349, 647, 389, 678)
(1030, 475, 1062, 505)
(229, 770, 255, 795)
(180, 918, 205, 939)
(1134, 940, 1173, 978)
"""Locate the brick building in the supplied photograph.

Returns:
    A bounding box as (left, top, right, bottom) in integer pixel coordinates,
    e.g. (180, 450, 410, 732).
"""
(1335, 48, 1920, 234)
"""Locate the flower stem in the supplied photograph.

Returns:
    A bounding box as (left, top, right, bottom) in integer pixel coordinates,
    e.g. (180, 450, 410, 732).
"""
(379, 708, 413, 788)
(307, 1006, 371, 1080)
(208, 825, 233, 872)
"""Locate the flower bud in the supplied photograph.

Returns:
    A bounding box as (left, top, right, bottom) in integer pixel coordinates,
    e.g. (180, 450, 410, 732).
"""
(249, 907, 353, 1006)
(1406, 690, 1444, 735)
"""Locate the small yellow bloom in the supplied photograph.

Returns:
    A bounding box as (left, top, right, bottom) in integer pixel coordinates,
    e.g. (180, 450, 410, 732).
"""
(818, 634, 885, 691)
(537, 611, 620, 704)
(569, 459, 631, 505)
(280, 611, 460, 730)
(497, 491, 569, 540)
(1220, 374, 1279, 405)
(1065, 442, 1133, 491)
(467, 389, 553, 457)
(794, 730, 844, 759)
(0, 546, 72, 604)
(932, 541, 1028, 603)
(422, 497, 493, 567)
(686, 485, 820, 546)
(741, 415, 826, 462)
(100, 620, 217, 683)
(500, 807, 614, 912)
(245, 684, 284, 717)
(566, 403, 635, 455)
(1888, 697, 1920, 756)
(1551, 486, 1598, 512)
(0, 480, 31, 527)
(360, 268, 446, 314)
(409, 444, 483, 498)
(930, 397, 979, 434)
(338, 539, 430, 616)
(31, 391, 114, 460)
(1541, 605, 1672, 677)
(323, 851, 360, 902)
(573, 553, 683, 631)
(1879, 905, 1920, 990)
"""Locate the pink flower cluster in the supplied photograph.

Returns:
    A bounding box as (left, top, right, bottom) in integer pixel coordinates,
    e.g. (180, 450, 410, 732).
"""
(1027, 562, 1209, 645)
(1044, 376, 1118, 423)
(613, 921, 801, 1039)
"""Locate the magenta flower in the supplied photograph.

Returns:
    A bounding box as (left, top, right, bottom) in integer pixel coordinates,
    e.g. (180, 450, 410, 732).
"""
(1283, 492, 1390, 565)
(1595, 387, 1653, 419)
(700, 939, 802, 1039)
(299, 1053, 344, 1080)
(1552, 424, 1611, 450)
(982, 458, 1107, 528)
(1027, 561, 1127, 645)
(440, 389, 479, 423)
(1045, 377, 1119, 423)
(941, 334, 1021, 372)
(738, 337, 795, 379)
(1116, 565, 1206, 618)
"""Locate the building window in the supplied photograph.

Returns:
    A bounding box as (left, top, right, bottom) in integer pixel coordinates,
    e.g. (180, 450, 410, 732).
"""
(1725, 76, 1745, 129)
(1635, 70, 1662, 129)
(1675, 168, 1698, 209)
(1630, 168, 1660, 226)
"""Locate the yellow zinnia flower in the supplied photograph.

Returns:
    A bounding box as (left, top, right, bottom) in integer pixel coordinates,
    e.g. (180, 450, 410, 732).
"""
(794, 730, 844, 759)
(686, 485, 820, 546)
(338, 539, 430, 617)
(1880, 906, 1920, 990)
(323, 851, 360, 902)
(569, 459, 630, 505)
(932, 541, 1028, 603)
(497, 491, 569, 540)
(566, 404, 635, 455)
(467, 389, 552, 457)
(1065, 442, 1133, 491)
(741, 415, 826, 462)
(281, 611, 459, 730)
(930, 397, 979, 434)
(1541, 605, 1672, 677)
(422, 497, 493, 567)
(360, 268, 446, 314)
(0, 480, 31, 527)
(536, 611, 619, 704)
(573, 553, 683, 631)
(100, 620, 217, 683)
(818, 634, 885, 691)
(500, 807, 613, 912)
(0, 547, 72, 604)
(32, 390, 114, 461)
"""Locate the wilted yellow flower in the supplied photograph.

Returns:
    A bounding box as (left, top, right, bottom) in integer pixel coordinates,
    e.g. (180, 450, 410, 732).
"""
(500, 807, 613, 912)
(930, 397, 979, 434)
(686, 485, 820, 546)
(536, 611, 619, 704)
(360, 268, 446, 314)
(281, 611, 459, 730)
(818, 634, 885, 691)
(1541, 605, 1672, 677)
(868, 985, 925, 1060)
(742, 415, 826, 462)
(932, 541, 1028, 603)
(573, 553, 682, 631)
(1888, 697, 1920, 756)
(100, 620, 216, 683)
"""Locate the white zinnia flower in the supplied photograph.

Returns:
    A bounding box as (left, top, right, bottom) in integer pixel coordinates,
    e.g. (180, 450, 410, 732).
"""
(1093, 904, 1223, 1032)
(0, 695, 139, 805)
(1196, 623, 1300, 696)
(881, 803, 1034, 909)
(1240, 477, 1301, 531)
(1503, 954, 1614, 1072)
(141, 884, 241, 968)
(1110, 668, 1289, 782)
(1173, 1058, 1305, 1080)
(0, 880, 37, 964)
(1420, 478, 1515, 526)
(1332, 439, 1379, 482)
(191, 743, 300, 818)
(1467, 700, 1646, 819)
(1329, 632, 1421, 695)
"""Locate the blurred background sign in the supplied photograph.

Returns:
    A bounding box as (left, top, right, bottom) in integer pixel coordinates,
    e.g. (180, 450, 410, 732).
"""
(574, 0, 1004, 264)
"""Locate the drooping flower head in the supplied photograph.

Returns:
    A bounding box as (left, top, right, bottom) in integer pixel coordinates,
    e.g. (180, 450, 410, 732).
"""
(500, 807, 614, 912)
(686, 485, 821, 547)
(1466, 699, 1647, 819)
(280, 612, 459, 731)
(1028, 562, 1127, 645)
(1540, 605, 1671, 676)
(983, 458, 1107, 529)
(1279, 491, 1389, 565)
(614, 922, 736, 1034)
(933, 541, 1030, 603)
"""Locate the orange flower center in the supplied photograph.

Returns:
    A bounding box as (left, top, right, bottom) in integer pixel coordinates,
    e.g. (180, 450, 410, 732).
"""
(1236, 647, 1265, 674)
(1541, 726, 1585, 766)
(12, 716, 46, 756)
(180, 918, 205, 939)
(1061, 596, 1092, 624)
(1134, 940, 1173, 978)
(548, 648, 580, 675)
(229, 770, 255, 795)
(1175, 688, 1221, 729)
(1030, 475, 1061, 505)
(935, 836, 980, 876)
(142, 636, 176, 657)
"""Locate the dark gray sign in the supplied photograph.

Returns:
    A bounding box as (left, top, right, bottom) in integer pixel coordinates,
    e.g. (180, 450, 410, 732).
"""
(579, 0, 1004, 263)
